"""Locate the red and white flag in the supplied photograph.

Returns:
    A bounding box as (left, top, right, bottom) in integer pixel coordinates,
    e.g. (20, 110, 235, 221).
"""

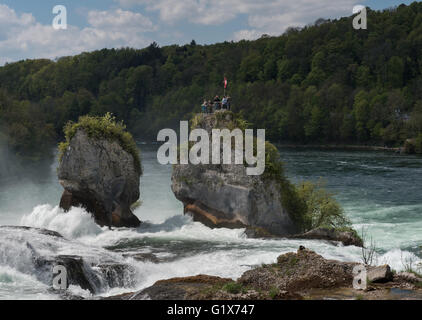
(224, 77, 228, 89)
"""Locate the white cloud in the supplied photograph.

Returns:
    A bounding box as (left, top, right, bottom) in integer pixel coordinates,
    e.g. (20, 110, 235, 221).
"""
(114, 0, 366, 40)
(0, 6, 155, 65)
(233, 29, 262, 41)
(88, 8, 155, 31)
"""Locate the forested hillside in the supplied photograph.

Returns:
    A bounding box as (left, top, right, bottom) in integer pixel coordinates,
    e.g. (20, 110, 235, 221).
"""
(2, 2, 422, 161)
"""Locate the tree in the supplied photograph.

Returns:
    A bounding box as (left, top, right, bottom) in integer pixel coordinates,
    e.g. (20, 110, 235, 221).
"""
(387, 56, 404, 88)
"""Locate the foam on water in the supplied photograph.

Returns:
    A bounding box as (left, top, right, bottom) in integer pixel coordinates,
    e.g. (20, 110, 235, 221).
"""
(21, 204, 104, 239)
(0, 265, 55, 300)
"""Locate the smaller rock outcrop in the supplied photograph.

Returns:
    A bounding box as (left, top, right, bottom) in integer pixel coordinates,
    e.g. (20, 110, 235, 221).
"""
(117, 275, 233, 300)
(239, 247, 358, 292)
(289, 227, 364, 247)
(367, 265, 394, 283)
(58, 114, 142, 228)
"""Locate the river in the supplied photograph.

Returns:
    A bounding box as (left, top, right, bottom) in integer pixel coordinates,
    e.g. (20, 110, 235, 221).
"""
(0, 145, 421, 299)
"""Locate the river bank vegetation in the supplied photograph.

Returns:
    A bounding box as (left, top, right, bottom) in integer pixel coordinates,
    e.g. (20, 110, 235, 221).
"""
(2, 3, 422, 162)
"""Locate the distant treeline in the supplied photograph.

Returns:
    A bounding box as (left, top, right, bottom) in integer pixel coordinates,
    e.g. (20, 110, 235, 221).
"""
(1, 2, 422, 161)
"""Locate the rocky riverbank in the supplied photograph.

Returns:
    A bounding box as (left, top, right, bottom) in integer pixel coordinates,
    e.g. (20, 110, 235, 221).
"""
(106, 246, 422, 300)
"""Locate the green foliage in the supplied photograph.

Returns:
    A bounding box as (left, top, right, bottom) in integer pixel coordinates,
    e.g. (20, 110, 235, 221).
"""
(269, 287, 279, 299)
(58, 113, 142, 173)
(263, 140, 351, 232)
(222, 282, 244, 294)
(263, 142, 308, 230)
(4, 4, 422, 159)
(296, 180, 351, 231)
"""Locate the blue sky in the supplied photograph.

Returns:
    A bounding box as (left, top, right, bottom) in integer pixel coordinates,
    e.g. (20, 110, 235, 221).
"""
(0, 0, 416, 65)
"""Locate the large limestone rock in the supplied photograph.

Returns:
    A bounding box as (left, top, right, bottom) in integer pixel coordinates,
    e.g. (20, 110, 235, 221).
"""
(171, 112, 298, 236)
(58, 129, 141, 228)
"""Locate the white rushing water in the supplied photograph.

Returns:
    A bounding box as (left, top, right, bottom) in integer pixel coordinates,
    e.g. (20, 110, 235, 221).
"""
(0, 146, 421, 299)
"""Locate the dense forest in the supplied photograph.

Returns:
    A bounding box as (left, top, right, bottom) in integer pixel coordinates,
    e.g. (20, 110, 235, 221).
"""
(2, 2, 422, 162)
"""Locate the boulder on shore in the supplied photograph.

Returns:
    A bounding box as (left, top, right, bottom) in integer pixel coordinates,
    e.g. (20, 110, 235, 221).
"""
(171, 111, 299, 237)
(367, 265, 394, 283)
(58, 128, 141, 228)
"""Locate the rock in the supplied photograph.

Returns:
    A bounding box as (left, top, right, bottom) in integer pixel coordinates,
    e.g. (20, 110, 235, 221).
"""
(289, 227, 364, 247)
(95, 263, 137, 288)
(367, 265, 394, 283)
(34, 255, 99, 293)
(35, 255, 138, 294)
(396, 272, 422, 284)
(125, 275, 233, 300)
(123, 253, 161, 263)
(0, 226, 64, 238)
(171, 112, 298, 237)
(239, 247, 358, 292)
(244, 226, 277, 238)
(58, 129, 141, 228)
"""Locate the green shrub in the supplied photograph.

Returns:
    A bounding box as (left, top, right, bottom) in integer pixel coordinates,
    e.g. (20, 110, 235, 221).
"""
(58, 113, 142, 173)
(222, 282, 244, 294)
(263, 142, 308, 230)
(269, 287, 279, 299)
(296, 180, 351, 231)
(263, 142, 351, 232)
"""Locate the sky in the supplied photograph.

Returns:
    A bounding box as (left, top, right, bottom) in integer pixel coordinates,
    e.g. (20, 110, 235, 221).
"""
(0, 0, 416, 65)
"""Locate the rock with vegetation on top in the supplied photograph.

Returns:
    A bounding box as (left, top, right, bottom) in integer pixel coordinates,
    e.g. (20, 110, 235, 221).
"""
(171, 111, 300, 237)
(239, 247, 358, 292)
(171, 111, 358, 240)
(58, 113, 142, 228)
(289, 227, 363, 247)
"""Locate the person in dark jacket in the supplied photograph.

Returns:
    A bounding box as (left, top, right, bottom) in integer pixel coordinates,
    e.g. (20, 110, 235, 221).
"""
(213, 96, 221, 111)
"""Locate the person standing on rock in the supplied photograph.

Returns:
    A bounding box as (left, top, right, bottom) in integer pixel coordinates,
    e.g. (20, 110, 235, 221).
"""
(222, 96, 228, 110)
(227, 96, 232, 110)
(201, 100, 207, 113)
(213, 96, 221, 111)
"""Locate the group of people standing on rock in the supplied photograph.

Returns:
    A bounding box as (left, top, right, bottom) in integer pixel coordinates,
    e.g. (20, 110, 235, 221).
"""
(201, 95, 231, 114)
